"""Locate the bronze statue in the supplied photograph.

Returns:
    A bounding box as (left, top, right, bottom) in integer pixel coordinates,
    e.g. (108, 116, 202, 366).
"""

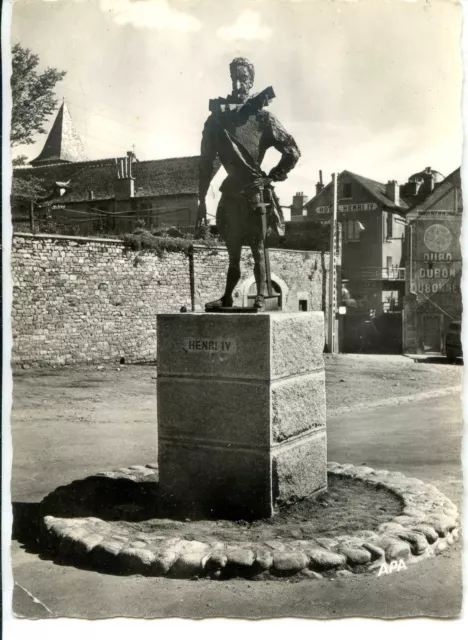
(197, 57, 300, 310)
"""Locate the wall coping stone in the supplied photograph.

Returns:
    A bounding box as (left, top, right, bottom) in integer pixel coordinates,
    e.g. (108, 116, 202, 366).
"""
(192, 244, 327, 256)
(13, 234, 329, 258)
(13, 232, 124, 245)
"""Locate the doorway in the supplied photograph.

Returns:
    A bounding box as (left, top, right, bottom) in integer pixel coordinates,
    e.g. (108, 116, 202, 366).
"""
(421, 314, 442, 353)
(246, 280, 282, 310)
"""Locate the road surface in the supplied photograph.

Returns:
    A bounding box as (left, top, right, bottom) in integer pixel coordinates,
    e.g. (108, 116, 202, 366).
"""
(8, 389, 462, 619)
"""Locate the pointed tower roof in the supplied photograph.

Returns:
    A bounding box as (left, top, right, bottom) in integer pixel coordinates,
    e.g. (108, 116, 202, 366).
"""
(31, 100, 87, 166)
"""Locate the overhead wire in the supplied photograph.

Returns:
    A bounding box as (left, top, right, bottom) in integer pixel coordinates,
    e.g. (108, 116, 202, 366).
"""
(66, 98, 150, 135)
(62, 85, 156, 129)
(79, 130, 128, 152)
(40, 206, 192, 220)
(90, 206, 191, 216)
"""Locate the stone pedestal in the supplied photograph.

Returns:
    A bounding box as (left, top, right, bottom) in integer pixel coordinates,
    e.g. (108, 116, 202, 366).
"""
(157, 312, 327, 520)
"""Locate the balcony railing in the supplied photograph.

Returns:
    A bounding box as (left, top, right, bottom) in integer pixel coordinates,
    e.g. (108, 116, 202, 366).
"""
(348, 267, 406, 281)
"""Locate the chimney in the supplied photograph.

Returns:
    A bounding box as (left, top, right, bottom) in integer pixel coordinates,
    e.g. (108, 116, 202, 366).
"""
(316, 169, 324, 195)
(423, 167, 435, 193)
(291, 191, 307, 219)
(386, 180, 400, 206)
(403, 178, 421, 197)
(115, 153, 135, 200)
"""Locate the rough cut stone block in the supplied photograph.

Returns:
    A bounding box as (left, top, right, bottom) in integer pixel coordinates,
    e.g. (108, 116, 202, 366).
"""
(273, 430, 327, 504)
(158, 378, 270, 448)
(307, 547, 346, 570)
(386, 542, 412, 562)
(339, 545, 372, 566)
(157, 312, 327, 520)
(272, 551, 308, 573)
(272, 372, 326, 442)
(270, 312, 325, 378)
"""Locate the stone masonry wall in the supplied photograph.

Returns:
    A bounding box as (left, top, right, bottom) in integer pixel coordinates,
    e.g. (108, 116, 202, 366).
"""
(11, 234, 192, 367)
(10, 234, 329, 367)
(193, 246, 329, 315)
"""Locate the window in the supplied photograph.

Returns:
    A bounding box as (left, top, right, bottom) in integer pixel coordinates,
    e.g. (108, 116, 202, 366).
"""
(345, 219, 361, 242)
(386, 213, 393, 239)
(299, 300, 308, 311)
(342, 182, 352, 198)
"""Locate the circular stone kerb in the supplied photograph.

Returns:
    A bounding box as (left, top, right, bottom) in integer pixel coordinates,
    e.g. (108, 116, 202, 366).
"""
(40, 462, 459, 580)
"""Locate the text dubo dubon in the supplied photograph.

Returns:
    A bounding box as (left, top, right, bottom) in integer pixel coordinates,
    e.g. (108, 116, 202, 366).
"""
(184, 338, 237, 354)
(412, 252, 460, 294)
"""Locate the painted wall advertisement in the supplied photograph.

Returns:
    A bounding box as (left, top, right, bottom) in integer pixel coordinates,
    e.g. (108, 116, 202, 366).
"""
(411, 214, 461, 296)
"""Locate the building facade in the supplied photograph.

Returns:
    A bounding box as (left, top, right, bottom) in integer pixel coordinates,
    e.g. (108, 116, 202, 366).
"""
(304, 170, 413, 315)
(402, 168, 462, 354)
(12, 101, 217, 234)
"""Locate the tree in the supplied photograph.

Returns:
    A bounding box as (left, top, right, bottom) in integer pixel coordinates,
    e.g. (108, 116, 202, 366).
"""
(12, 155, 29, 167)
(11, 174, 45, 204)
(11, 43, 66, 146)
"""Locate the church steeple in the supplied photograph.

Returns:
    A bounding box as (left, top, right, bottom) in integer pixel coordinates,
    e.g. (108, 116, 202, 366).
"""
(31, 99, 87, 166)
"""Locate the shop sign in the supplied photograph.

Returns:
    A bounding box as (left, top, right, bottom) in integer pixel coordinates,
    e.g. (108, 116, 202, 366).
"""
(316, 203, 378, 214)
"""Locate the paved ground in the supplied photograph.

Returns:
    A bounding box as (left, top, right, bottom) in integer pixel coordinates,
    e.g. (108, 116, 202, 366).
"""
(6, 355, 464, 619)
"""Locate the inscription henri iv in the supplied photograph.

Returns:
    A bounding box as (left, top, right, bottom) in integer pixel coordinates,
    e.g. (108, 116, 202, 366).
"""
(184, 338, 237, 354)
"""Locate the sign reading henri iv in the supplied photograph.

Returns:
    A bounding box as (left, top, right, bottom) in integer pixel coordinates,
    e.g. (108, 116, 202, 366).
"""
(317, 203, 378, 214)
(184, 338, 237, 354)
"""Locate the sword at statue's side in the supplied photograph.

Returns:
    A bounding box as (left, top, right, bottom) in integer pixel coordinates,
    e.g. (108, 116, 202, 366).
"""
(257, 185, 274, 299)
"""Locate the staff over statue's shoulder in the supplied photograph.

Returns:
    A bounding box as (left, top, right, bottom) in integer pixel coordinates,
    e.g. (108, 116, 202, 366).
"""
(197, 57, 300, 311)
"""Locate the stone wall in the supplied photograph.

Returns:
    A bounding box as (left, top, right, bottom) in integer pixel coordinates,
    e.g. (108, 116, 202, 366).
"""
(192, 245, 328, 314)
(10, 233, 329, 367)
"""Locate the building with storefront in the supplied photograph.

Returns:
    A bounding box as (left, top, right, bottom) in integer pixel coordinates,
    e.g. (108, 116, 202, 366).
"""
(304, 170, 413, 315)
(402, 168, 462, 354)
(301, 168, 447, 353)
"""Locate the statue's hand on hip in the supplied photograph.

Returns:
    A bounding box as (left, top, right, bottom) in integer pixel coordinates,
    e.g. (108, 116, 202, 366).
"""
(268, 167, 287, 182)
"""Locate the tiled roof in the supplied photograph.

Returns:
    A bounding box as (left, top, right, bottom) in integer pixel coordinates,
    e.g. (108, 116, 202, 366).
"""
(347, 171, 410, 210)
(14, 156, 215, 203)
(406, 167, 461, 214)
(306, 170, 410, 211)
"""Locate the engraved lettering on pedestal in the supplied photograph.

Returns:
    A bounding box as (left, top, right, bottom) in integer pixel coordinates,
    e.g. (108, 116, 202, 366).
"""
(184, 338, 237, 354)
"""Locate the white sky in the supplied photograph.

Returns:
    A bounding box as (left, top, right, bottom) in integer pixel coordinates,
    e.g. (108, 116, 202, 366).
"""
(8, 0, 464, 214)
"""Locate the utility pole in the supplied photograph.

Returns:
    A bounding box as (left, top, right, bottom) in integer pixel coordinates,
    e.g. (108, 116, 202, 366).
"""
(29, 200, 36, 234)
(328, 173, 338, 353)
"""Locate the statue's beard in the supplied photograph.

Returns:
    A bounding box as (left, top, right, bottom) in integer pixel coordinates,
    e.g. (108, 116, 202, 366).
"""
(232, 84, 251, 101)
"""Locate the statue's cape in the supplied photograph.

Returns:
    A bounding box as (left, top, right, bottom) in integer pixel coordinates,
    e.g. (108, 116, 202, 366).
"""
(210, 115, 285, 237)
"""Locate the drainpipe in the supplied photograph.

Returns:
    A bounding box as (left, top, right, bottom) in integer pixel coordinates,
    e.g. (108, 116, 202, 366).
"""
(396, 217, 413, 294)
(409, 223, 413, 294)
(188, 245, 195, 311)
(327, 173, 338, 353)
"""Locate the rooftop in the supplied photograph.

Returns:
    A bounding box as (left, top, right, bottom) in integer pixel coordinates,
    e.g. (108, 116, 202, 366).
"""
(306, 170, 411, 211)
(31, 100, 87, 166)
(15, 155, 212, 203)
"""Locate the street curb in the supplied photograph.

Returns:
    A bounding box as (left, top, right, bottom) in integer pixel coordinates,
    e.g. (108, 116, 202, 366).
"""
(327, 386, 461, 417)
(40, 462, 459, 580)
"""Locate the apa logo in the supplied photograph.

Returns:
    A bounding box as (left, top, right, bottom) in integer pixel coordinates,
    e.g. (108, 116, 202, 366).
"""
(377, 559, 407, 576)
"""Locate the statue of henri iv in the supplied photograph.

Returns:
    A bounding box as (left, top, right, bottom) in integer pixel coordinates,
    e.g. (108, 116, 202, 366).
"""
(197, 57, 300, 310)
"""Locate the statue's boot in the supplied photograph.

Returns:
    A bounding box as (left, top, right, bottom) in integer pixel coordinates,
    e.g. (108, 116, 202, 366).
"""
(205, 266, 239, 310)
(205, 295, 233, 310)
(253, 294, 265, 310)
(253, 263, 266, 310)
